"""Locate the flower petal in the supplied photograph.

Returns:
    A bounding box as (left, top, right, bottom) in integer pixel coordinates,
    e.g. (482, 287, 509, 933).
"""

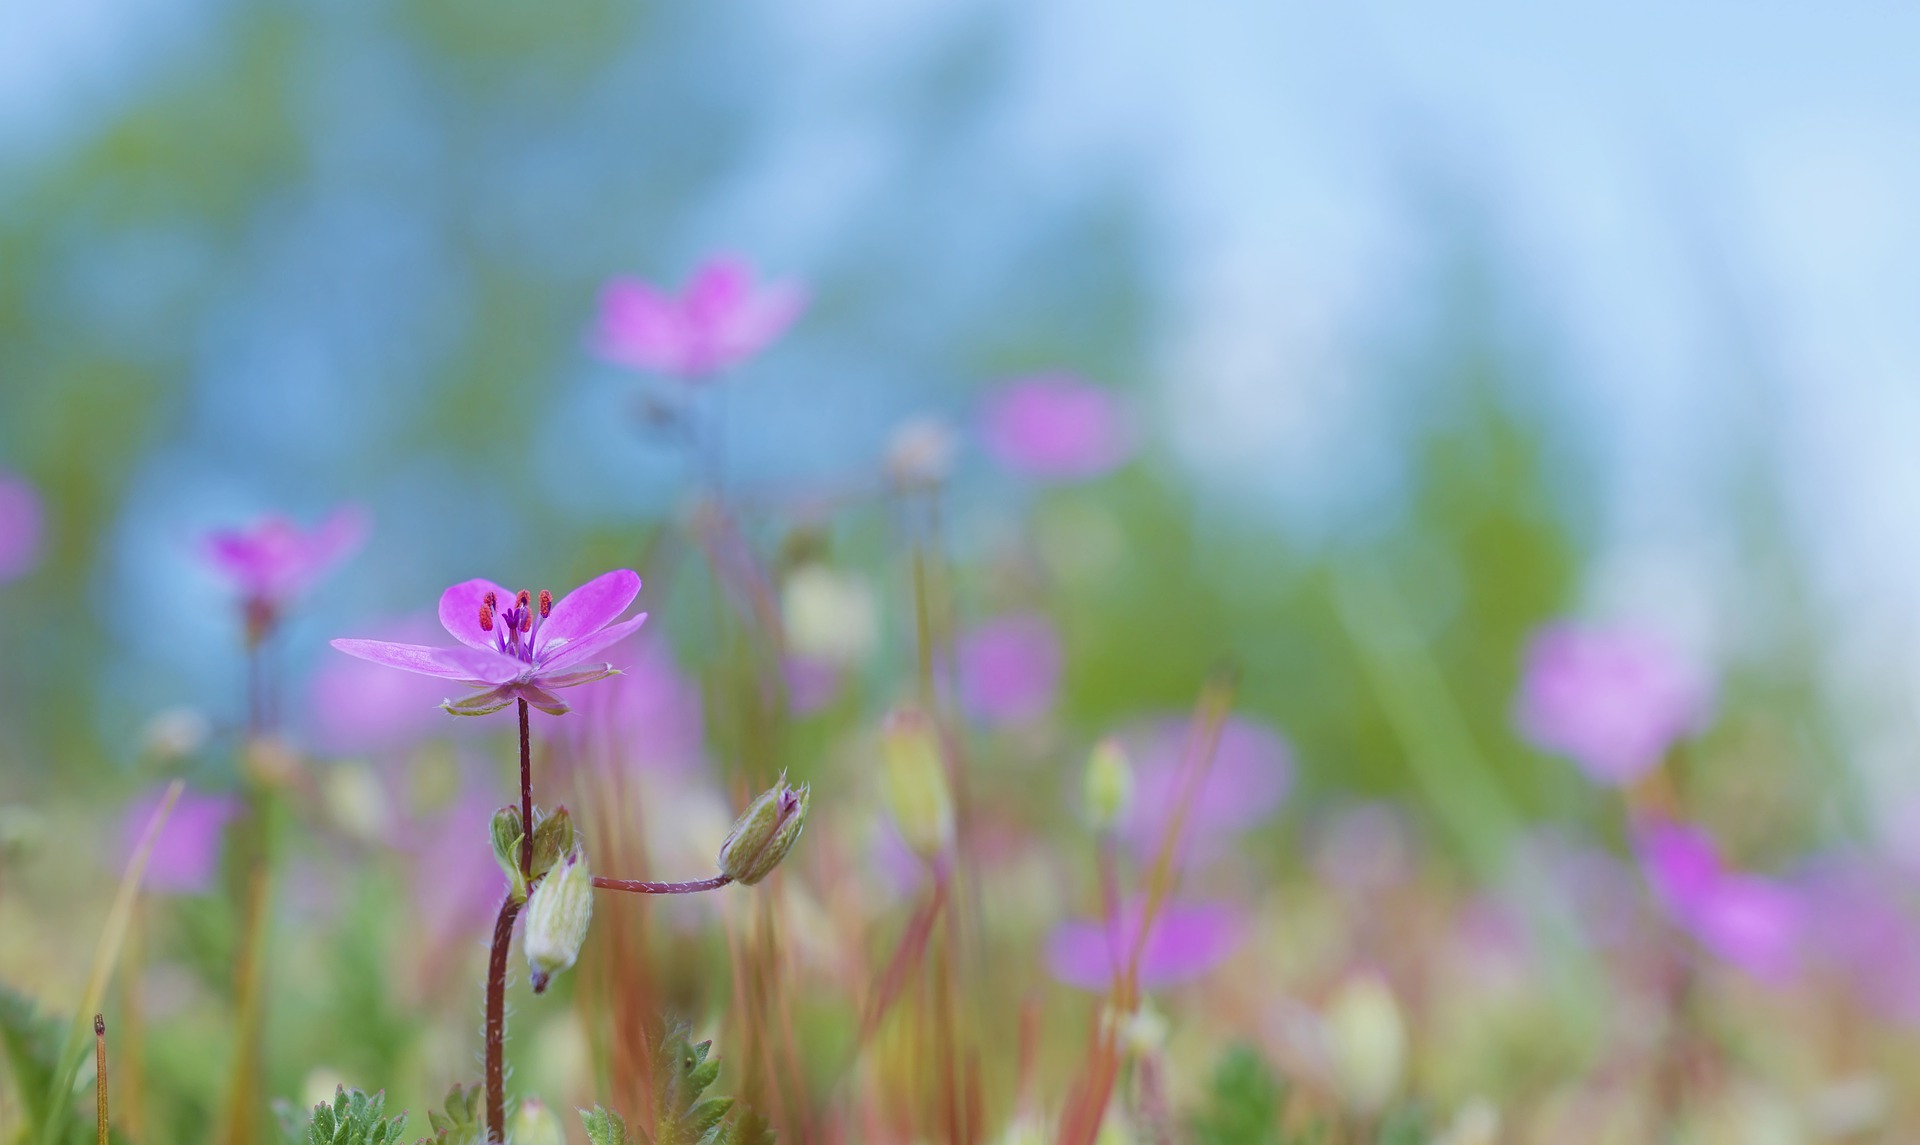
(539, 664, 619, 689)
(443, 685, 519, 717)
(538, 570, 641, 651)
(539, 612, 648, 672)
(439, 577, 516, 652)
(596, 278, 688, 372)
(331, 638, 523, 684)
(514, 683, 572, 716)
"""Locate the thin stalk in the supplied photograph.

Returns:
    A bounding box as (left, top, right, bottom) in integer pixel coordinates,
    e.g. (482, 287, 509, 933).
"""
(484, 895, 523, 1144)
(93, 1016, 107, 1145)
(518, 699, 533, 881)
(591, 874, 732, 895)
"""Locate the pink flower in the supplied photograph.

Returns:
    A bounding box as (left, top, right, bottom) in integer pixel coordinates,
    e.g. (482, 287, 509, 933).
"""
(1047, 899, 1245, 990)
(595, 255, 806, 381)
(980, 374, 1133, 481)
(1117, 715, 1292, 867)
(956, 613, 1062, 725)
(1796, 857, 1920, 1025)
(1515, 622, 1711, 786)
(120, 786, 241, 895)
(331, 570, 647, 716)
(204, 507, 366, 640)
(783, 654, 843, 715)
(307, 615, 465, 756)
(1635, 818, 1802, 984)
(0, 472, 42, 584)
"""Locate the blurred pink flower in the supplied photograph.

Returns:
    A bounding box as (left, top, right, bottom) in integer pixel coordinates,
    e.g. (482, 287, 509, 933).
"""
(1515, 622, 1711, 786)
(331, 570, 647, 717)
(120, 786, 241, 895)
(980, 374, 1133, 481)
(1796, 857, 1920, 1026)
(558, 638, 706, 773)
(203, 505, 366, 613)
(307, 616, 461, 756)
(1047, 899, 1245, 990)
(956, 613, 1062, 725)
(0, 472, 43, 584)
(595, 255, 806, 381)
(1635, 818, 1802, 984)
(410, 786, 509, 953)
(783, 654, 842, 715)
(1117, 715, 1292, 867)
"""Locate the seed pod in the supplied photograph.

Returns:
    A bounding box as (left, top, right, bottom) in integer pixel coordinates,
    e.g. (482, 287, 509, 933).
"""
(511, 1098, 566, 1145)
(880, 707, 954, 860)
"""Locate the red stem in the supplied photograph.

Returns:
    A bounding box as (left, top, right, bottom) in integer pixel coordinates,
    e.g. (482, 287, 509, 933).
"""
(484, 894, 522, 1144)
(518, 698, 532, 881)
(591, 874, 732, 895)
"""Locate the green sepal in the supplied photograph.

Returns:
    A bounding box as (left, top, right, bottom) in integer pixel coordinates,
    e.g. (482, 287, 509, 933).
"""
(531, 806, 576, 881)
(490, 807, 528, 903)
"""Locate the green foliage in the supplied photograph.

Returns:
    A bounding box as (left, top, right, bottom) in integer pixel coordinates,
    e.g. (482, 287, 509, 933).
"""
(292, 1087, 408, 1145)
(1189, 1045, 1288, 1145)
(579, 1106, 632, 1145)
(422, 1082, 484, 1145)
(0, 983, 67, 1135)
(1372, 1105, 1431, 1145)
(724, 1110, 775, 1145)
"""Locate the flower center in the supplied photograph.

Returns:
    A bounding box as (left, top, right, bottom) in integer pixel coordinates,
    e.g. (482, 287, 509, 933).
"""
(478, 588, 553, 662)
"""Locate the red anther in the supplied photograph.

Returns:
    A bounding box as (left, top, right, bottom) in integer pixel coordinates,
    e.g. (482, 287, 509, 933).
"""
(538, 589, 552, 617)
(484, 591, 498, 607)
(517, 590, 530, 608)
(479, 602, 495, 631)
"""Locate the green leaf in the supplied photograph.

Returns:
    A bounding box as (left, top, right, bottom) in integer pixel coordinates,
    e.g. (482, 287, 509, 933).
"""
(722, 1109, 776, 1145)
(652, 1024, 735, 1145)
(420, 1082, 483, 1145)
(0, 983, 69, 1135)
(1189, 1045, 1287, 1145)
(297, 1086, 408, 1145)
(579, 1106, 632, 1145)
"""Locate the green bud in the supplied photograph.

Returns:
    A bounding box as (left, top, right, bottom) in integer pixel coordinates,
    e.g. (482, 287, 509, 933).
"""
(880, 707, 954, 860)
(531, 805, 576, 880)
(524, 847, 593, 994)
(511, 1098, 566, 1145)
(717, 775, 810, 885)
(490, 805, 528, 903)
(1082, 738, 1133, 833)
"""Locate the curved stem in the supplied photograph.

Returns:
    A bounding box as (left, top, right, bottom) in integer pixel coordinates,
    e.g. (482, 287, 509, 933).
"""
(484, 894, 522, 1144)
(591, 874, 732, 895)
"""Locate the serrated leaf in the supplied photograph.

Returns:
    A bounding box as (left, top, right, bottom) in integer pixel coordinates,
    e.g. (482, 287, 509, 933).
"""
(580, 1105, 632, 1145)
(417, 1082, 483, 1145)
(300, 1086, 408, 1145)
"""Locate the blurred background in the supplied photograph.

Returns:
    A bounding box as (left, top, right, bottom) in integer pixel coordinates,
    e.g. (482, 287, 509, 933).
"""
(5, 1, 1920, 1142)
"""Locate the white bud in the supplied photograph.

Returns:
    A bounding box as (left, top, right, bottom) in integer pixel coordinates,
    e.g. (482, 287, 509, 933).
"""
(524, 849, 593, 994)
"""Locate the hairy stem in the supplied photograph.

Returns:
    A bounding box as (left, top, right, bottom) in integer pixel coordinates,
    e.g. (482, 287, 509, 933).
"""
(591, 874, 732, 895)
(484, 894, 523, 1144)
(518, 698, 532, 882)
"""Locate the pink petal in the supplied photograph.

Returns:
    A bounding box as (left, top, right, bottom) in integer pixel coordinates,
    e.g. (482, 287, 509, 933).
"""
(682, 256, 753, 324)
(331, 638, 523, 684)
(981, 375, 1134, 481)
(714, 283, 807, 366)
(538, 612, 648, 672)
(438, 577, 516, 652)
(1046, 900, 1246, 991)
(956, 613, 1063, 725)
(596, 278, 689, 372)
(0, 473, 41, 583)
(538, 569, 642, 650)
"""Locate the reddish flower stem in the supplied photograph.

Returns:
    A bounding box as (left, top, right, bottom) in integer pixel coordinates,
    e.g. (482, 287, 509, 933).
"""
(591, 874, 733, 895)
(518, 698, 532, 881)
(483, 894, 522, 1144)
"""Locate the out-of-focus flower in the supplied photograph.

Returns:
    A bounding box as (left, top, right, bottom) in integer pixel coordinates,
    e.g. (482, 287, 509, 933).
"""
(321, 761, 394, 843)
(1515, 622, 1710, 786)
(308, 616, 459, 757)
(331, 570, 647, 716)
(1310, 803, 1414, 896)
(411, 786, 506, 954)
(140, 707, 212, 761)
(203, 506, 366, 640)
(120, 786, 241, 895)
(885, 417, 959, 488)
(0, 472, 43, 583)
(1322, 971, 1407, 1115)
(980, 374, 1133, 481)
(595, 255, 806, 381)
(1116, 715, 1292, 867)
(782, 565, 878, 667)
(1796, 856, 1920, 1026)
(955, 614, 1063, 726)
(783, 654, 842, 715)
(1046, 899, 1245, 991)
(559, 638, 706, 773)
(880, 707, 954, 861)
(1635, 817, 1802, 983)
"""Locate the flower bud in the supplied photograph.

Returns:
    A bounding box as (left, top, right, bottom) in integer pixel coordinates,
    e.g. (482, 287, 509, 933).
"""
(718, 775, 810, 886)
(531, 805, 575, 880)
(1082, 738, 1133, 833)
(510, 1098, 566, 1145)
(1323, 971, 1406, 1115)
(524, 848, 593, 994)
(881, 707, 954, 860)
(490, 805, 527, 902)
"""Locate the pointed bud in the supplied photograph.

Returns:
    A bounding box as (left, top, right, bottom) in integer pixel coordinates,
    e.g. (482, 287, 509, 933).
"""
(525, 848, 593, 994)
(1083, 738, 1133, 833)
(511, 1098, 567, 1145)
(880, 707, 954, 860)
(491, 805, 528, 902)
(531, 805, 576, 881)
(717, 776, 810, 886)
